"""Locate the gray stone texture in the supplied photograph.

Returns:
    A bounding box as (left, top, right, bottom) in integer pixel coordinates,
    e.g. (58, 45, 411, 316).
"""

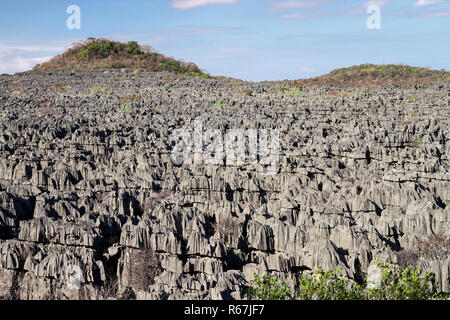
(0, 70, 448, 299)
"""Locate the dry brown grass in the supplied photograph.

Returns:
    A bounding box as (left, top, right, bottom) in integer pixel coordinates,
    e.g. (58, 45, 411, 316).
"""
(54, 84, 71, 90)
(343, 177, 356, 184)
(396, 233, 450, 267)
(118, 96, 141, 102)
(417, 234, 450, 261)
(137, 190, 172, 214)
(1, 272, 23, 300)
(35, 101, 61, 117)
(395, 249, 419, 268)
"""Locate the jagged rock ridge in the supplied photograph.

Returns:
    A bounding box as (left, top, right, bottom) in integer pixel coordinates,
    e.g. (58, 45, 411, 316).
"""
(0, 69, 449, 299)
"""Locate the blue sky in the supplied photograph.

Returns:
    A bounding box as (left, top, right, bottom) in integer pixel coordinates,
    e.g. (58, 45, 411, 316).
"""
(0, 0, 449, 81)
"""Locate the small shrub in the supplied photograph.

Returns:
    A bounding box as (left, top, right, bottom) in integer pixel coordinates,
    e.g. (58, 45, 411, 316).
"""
(297, 267, 365, 300)
(395, 233, 450, 268)
(287, 64, 450, 88)
(31, 135, 41, 144)
(395, 249, 419, 268)
(128, 248, 161, 291)
(285, 87, 303, 97)
(118, 96, 141, 102)
(367, 259, 439, 300)
(214, 101, 224, 107)
(95, 193, 104, 203)
(34, 38, 207, 77)
(245, 260, 447, 300)
(246, 274, 292, 300)
(2, 272, 21, 300)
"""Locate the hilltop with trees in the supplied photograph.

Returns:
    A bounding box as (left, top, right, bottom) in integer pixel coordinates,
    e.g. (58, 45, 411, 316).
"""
(32, 40, 449, 87)
(33, 38, 209, 78)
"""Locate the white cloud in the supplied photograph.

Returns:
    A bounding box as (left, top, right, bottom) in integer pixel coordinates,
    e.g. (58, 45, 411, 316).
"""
(5, 45, 68, 52)
(196, 47, 256, 60)
(343, 0, 388, 16)
(170, 0, 240, 10)
(0, 46, 61, 74)
(157, 26, 232, 35)
(275, 0, 388, 19)
(413, 0, 445, 7)
(419, 8, 450, 16)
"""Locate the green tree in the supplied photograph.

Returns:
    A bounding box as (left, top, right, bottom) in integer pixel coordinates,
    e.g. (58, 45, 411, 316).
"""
(245, 260, 446, 301)
(367, 259, 439, 300)
(246, 274, 292, 300)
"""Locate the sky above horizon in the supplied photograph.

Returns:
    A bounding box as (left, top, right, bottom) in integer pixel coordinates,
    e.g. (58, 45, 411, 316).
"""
(0, 0, 449, 81)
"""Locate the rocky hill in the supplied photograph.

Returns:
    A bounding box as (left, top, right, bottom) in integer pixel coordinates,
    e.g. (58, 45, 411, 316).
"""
(0, 68, 449, 300)
(32, 38, 209, 78)
(289, 64, 450, 88)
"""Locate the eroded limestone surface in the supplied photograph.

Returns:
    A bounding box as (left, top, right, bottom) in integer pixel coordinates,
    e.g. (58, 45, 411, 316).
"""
(0, 70, 449, 299)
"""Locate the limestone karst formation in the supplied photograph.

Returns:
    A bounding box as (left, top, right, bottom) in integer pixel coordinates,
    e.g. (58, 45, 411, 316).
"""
(0, 69, 449, 299)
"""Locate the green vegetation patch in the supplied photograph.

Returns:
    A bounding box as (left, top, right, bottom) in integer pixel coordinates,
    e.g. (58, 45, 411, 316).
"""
(117, 105, 131, 113)
(31, 135, 41, 144)
(284, 87, 304, 97)
(90, 86, 108, 94)
(286, 64, 450, 88)
(118, 96, 141, 102)
(32, 38, 209, 78)
(245, 259, 448, 300)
